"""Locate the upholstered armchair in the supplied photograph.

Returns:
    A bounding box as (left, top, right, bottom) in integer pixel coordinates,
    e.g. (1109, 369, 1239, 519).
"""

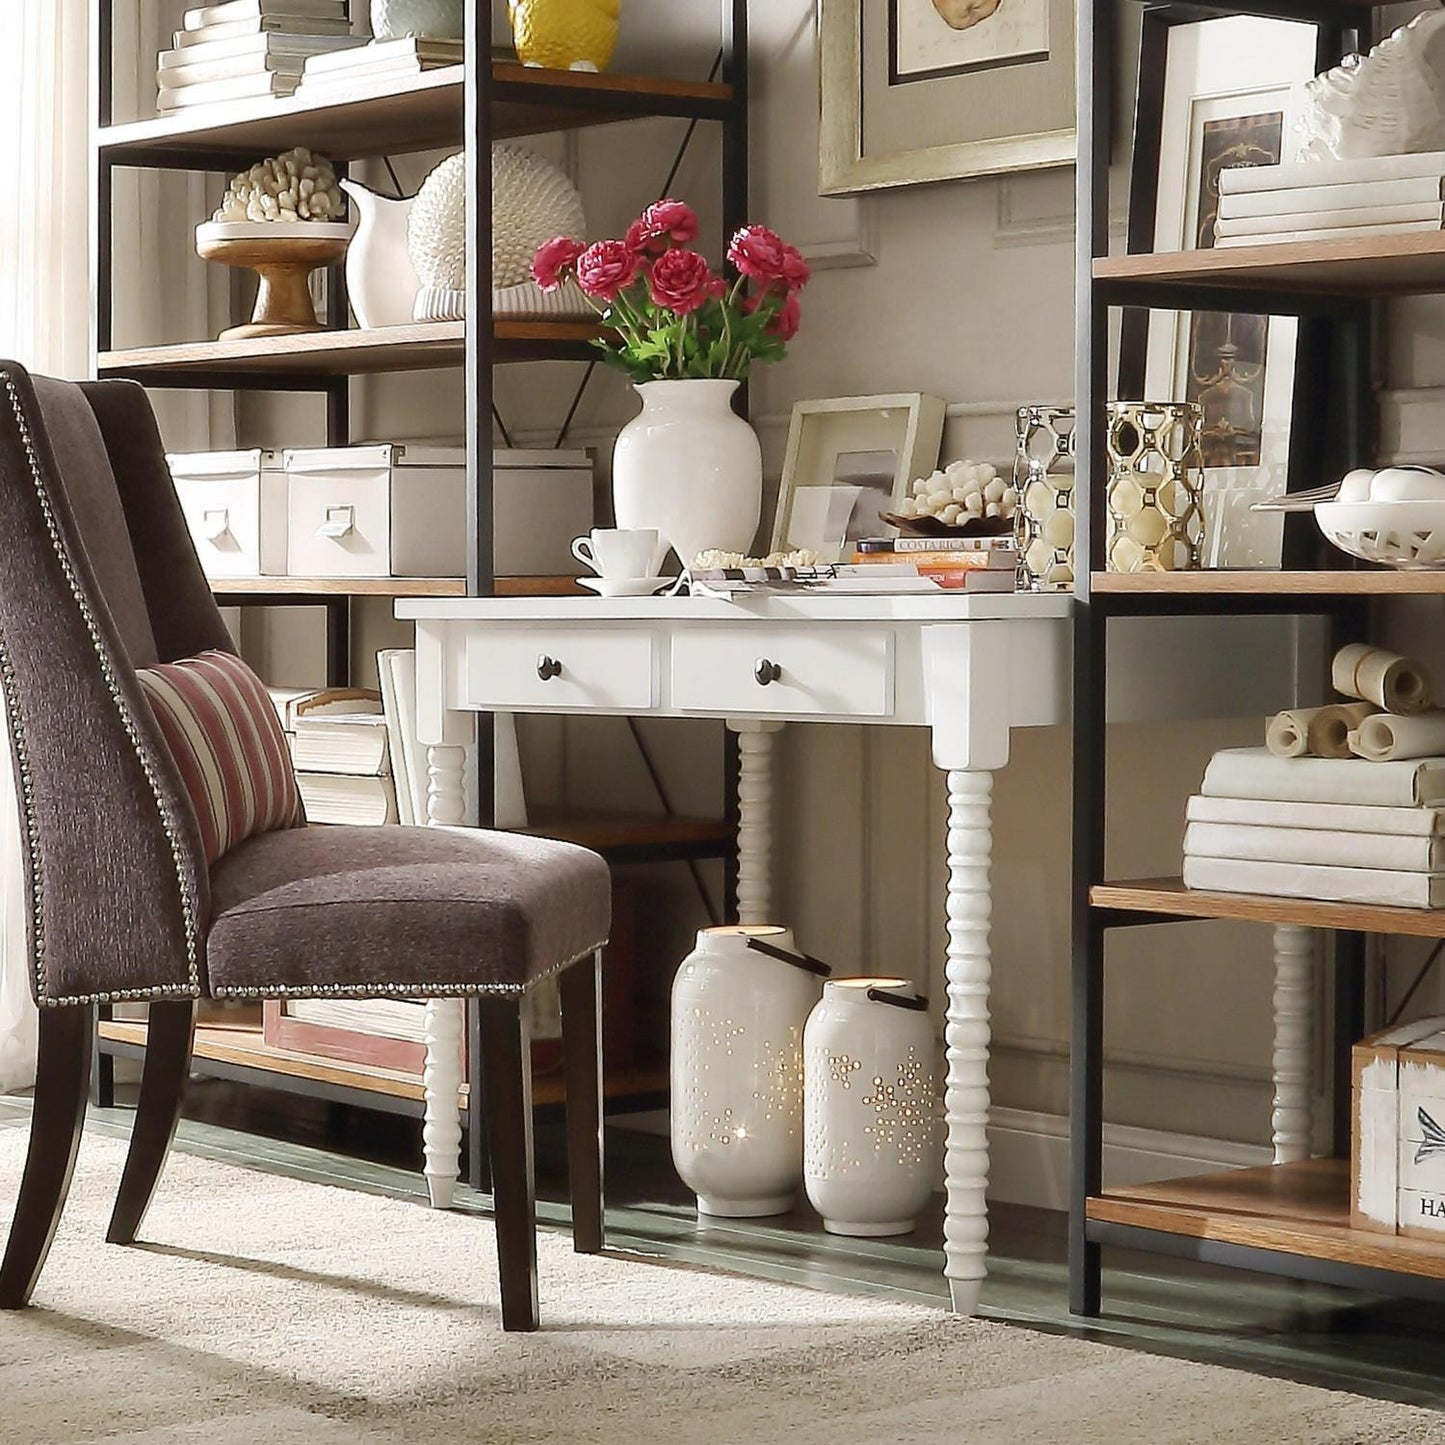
(0, 363, 610, 1331)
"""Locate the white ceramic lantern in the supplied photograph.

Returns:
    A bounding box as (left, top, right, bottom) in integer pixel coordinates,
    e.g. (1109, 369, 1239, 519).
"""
(670, 925, 827, 1218)
(803, 979, 938, 1237)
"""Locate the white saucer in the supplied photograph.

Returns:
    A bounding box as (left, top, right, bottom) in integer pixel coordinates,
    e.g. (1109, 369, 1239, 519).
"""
(577, 575, 674, 597)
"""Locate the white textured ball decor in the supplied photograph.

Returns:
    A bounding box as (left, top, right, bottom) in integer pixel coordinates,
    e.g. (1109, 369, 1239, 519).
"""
(213, 147, 343, 224)
(893, 459, 1017, 527)
(407, 146, 587, 321)
(370, 0, 464, 39)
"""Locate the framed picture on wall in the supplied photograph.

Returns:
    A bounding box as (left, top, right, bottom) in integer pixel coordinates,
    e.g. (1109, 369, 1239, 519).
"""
(771, 394, 946, 559)
(818, 0, 1075, 194)
(1119, 13, 1318, 567)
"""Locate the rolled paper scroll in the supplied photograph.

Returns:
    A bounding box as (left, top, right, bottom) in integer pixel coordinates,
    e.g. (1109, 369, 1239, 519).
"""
(1332, 643, 1433, 715)
(1350, 711, 1445, 762)
(1268, 702, 1380, 758)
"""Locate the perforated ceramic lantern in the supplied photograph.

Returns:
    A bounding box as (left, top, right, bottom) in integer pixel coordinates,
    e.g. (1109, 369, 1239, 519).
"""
(1105, 401, 1207, 573)
(1014, 405, 1076, 591)
(803, 979, 938, 1237)
(670, 926, 828, 1218)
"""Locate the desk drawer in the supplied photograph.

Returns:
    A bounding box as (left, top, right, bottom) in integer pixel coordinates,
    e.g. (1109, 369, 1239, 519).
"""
(672, 628, 893, 717)
(466, 629, 655, 710)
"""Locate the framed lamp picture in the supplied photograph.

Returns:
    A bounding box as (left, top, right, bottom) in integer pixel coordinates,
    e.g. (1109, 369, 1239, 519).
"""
(1119, 13, 1318, 567)
(771, 394, 946, 560)
(818, 0, 1075, 195)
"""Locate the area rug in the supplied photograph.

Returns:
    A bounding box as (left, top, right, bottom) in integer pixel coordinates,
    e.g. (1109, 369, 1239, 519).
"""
(0, 1133, 1440, 1444)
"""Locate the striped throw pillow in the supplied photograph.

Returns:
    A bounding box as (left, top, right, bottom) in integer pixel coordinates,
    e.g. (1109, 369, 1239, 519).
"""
(138, 650, 303, 864)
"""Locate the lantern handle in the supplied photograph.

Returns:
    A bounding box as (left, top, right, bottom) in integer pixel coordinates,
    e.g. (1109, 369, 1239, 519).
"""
(866, 987, 930, 1011)
(745, 937, 832, 977)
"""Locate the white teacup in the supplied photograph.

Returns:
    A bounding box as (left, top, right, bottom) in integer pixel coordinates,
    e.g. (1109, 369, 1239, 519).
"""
(571, 528, 661, 580)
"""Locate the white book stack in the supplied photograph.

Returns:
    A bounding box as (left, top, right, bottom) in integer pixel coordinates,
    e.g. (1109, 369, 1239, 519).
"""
(294, 36, 465, 101)
(1215, 154, 1445, 249)
(268, 686, 399, 826)
(1182, 748, 1445, 907)
(157, 0, 362, 112)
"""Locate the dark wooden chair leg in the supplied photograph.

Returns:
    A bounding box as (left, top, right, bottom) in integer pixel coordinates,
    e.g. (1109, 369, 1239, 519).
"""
(107, 999, 196, 1246)
(478, 994, 538, 1332)
(0, 1005, 92, 1309)
(559, 951, 604, 1254)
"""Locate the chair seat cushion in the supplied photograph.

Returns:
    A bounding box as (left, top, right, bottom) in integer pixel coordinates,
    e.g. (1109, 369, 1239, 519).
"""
(205, 825, 611, 998)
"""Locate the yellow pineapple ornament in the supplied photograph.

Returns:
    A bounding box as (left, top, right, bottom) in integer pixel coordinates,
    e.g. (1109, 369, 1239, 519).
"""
(508, 0, 620, 73)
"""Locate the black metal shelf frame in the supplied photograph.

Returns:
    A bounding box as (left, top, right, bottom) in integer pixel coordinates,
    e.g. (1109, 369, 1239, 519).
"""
(88, 3, 752, 1171)
(1065, 0, 1417, 1315)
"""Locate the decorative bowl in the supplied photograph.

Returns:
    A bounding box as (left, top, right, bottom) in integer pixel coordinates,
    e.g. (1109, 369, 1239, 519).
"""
(195, 220, 353, 341)
(1315, 498, 1445, 569)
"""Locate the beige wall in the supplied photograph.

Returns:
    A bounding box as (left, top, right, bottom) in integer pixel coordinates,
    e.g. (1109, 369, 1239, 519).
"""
(226, 1, 1374, 1168)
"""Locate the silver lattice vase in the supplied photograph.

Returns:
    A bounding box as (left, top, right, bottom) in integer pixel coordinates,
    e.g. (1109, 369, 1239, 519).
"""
(1014, 405, 1076, 591)
(1105, 401, 1207, 573)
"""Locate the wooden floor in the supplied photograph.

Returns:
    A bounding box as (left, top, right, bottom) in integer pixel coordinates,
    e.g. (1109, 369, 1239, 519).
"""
(2, 1081, 1444, 1410)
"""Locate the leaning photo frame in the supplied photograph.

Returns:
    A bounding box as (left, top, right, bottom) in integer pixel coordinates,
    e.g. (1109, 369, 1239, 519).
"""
(1119, 13, 1318, 568)
(770, 394, 946, 560)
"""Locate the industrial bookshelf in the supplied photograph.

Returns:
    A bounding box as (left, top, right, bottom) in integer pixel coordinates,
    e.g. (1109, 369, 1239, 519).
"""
(89, 2, 750, 1169)
(1068, 0, 1445, 1313)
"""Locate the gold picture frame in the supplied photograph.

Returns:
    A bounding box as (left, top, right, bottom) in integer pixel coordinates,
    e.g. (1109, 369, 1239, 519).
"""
(818, 0, 1076, 196)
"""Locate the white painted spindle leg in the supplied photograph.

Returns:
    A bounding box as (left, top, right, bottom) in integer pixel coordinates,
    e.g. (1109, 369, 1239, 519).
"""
(729, 720, 782, 926)
(1271, 924, 1317, 1164)
(422, 741, 468, 1207)
(943, 769, 992, 1316)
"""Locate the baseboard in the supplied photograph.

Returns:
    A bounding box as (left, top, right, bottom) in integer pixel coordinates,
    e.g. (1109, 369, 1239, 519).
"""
(616, 1105, 1272, 1214)
(986, 1107, 1271, 1212)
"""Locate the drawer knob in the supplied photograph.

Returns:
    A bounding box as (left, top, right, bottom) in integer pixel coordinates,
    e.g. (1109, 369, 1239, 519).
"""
(754, 658, 782, 686)
(537, 655, 563, 681)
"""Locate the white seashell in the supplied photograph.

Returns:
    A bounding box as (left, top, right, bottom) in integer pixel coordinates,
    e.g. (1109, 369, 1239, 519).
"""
(1297, 8, 1445, 161)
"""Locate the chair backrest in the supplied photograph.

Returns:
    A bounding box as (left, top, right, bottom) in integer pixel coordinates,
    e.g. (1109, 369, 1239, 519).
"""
(0, 362, 232, 1006)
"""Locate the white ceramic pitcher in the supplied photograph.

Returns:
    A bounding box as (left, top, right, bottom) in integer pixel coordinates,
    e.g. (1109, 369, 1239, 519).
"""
(338, 179, 421, 329)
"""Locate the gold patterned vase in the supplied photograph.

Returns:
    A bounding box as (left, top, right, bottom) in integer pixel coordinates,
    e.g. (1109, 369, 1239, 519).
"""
(1105, 401, 1207, 573)
(1014, 405, 1076, 591)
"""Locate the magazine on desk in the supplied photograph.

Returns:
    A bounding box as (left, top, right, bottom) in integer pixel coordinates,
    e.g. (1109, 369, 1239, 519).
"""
(689, 562, 1018, 598)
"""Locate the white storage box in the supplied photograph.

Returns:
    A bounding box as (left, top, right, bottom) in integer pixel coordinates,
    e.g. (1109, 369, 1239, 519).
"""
(168, 449, 286, 579)
(494, 448, 594, 577)
(286, 444, 466, 580)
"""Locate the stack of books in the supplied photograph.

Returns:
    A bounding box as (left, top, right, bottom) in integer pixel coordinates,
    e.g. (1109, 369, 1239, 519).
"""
(293, 35, 465, 101)
(1183, 748, 1445, 907)
(158, 0, 363, 113)
(1215, 153, 1445, 249)
(269, 686, 399, 826)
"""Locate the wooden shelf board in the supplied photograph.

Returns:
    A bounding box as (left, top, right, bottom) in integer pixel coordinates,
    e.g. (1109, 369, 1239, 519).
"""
(1091, 569, 1445, 595)
(97, 320, 604, 380)
(1095, 233, 1445, 298)
(97, 65, 733, 163)
(97, 1018, 668, 1109)
(212, 576, 467, 598)
(519, 807, 734, 860)
(1089, 1159, 1445, 1281)
(1092, 876, 1445, 939)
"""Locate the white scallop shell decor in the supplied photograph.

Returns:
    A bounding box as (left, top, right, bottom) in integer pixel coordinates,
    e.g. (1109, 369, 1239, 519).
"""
(1298, 7, 1445, 162)
(406, 146, 588, 322)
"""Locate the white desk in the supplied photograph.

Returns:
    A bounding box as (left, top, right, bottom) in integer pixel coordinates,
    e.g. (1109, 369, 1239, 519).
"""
(396, 591, 1071, 1314)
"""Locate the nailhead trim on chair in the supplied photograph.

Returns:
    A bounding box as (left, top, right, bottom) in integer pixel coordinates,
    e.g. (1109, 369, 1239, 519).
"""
(2, 374, 202, 1008)
(210, 938, 609, 999)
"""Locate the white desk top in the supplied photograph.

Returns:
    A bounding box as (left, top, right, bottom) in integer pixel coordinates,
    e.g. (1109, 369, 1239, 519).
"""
(396, 592, 1075, 624)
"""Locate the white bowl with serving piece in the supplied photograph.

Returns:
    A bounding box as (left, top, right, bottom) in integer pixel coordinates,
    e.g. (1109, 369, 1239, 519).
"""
(1315, 466, 1445, 569)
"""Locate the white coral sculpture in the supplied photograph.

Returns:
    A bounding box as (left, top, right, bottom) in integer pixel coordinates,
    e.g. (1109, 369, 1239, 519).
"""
(213, 147, 344, 224)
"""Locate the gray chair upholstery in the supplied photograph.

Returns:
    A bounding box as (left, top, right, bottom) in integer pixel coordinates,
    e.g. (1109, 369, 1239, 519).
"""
(0, 362, 610, 1330)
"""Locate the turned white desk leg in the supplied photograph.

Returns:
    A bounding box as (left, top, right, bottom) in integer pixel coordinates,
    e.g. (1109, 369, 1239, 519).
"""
(422, 741, 468, 1207)
(1271, 924, 1317, 1165)
(943, 769, 992, 1317)
(728, 720, 783, 926)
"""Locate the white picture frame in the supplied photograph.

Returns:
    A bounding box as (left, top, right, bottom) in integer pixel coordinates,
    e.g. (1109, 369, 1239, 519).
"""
(819, 0, 1075, 195)
(1142, 15, 1317, 567)
(771, 394, 946, 560)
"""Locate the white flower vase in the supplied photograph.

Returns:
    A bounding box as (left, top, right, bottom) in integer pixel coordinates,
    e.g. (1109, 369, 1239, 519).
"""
(670, 925, 828, 1218)
(612, 379, 763, 572)
(804, 979, 938, 1237)
(338, 180, 419, 329)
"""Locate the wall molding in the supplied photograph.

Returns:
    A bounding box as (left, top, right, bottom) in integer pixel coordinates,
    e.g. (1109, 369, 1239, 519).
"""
(801, 198, 879, 271)
(995, 175, 1128, 249)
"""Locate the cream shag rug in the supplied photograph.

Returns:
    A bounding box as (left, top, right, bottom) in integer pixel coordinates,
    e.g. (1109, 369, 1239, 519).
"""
(0, 1133, 1440, 1444)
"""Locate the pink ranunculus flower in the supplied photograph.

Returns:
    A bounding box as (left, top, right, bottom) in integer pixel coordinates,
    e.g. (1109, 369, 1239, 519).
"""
(627, 198, 700, 253)
(574, 238, 639, 302)
(531, 235, 584, 292)
(728, 223, 788, 283)
(648, 248, 718, 316)
(767, 292, 801, 341)
(780, 243, 811, 292)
